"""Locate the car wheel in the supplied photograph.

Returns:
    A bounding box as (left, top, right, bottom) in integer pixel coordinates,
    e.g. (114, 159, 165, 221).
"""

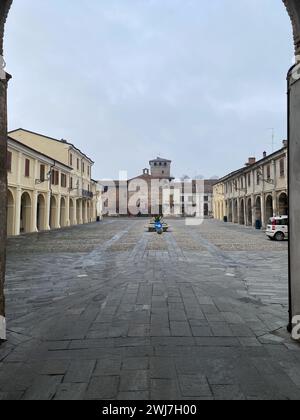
(275, 232, 285, 242)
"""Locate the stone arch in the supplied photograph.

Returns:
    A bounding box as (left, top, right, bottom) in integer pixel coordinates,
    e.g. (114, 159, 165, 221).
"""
(247, 197, 252, 226)
(60, 197, 66, 227)
(239, 199, 245, 225)
(233, 199, 238, 223)
(228, 200, 233, 223)
(50, 195, 57, 229)
(69, 198, 75, 225)
(7, 188, 14, 236)
(76, 199, 81, 224)
(284, 0, 300, 56)
(20, 191, 32, 233)
(279, 192, 288, 216)
(266, 195, 274, 221)
(37, 194, 47, 232)
(255, 196, 262, 223)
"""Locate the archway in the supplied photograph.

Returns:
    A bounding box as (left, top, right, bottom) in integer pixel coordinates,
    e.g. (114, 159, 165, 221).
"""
(69, 199, 75, 225)
(247, 198, 252, 226)
(20, 192, 32, 234)
(50, 195, 57, 229)
(255, 196, 262, 224)
(239, 199, 245, 225)
(60, 197, 66, 227)
(37, 194, 46, 231)
(233, 199, 238, 224)
(228, 201, 232, 223)
(7, 189, 14, 236)
(76, 200, 81, 224)
(266, 195, 274, 221)
(279, 192, 288, 216)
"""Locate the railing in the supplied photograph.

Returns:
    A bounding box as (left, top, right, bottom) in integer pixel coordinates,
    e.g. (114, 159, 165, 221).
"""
(82, 190, 93, 199)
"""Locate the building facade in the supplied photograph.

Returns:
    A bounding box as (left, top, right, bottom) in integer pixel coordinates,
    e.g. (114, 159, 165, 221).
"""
(101, 158, 214, 218)
(213, 141, 288, 228)
(7, 129, 99, 236)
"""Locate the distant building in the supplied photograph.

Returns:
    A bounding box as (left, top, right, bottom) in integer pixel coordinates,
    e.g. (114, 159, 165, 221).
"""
(101, 157, 214, 218)
(213, 141, 288, 228)
(7, 129, 100, 236)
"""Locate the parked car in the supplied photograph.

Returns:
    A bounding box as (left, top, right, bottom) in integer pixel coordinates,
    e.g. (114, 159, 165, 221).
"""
(266, 216, 288, 241)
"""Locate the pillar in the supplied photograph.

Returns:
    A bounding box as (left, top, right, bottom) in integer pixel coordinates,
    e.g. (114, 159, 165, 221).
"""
(14, 187, 21, 236)
(31, 191, 38, 233)
(251, 195, 256, 227)
(46, 192, 51, 231)
(65, 196, 70, 227)
(260, 193, 266, 229)
(56, 194, 61, 229)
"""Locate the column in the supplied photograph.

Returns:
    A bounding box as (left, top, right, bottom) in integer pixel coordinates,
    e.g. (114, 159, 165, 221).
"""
(251, 195, 256, 227)
(14, 187, 22, 236)
(45, 192, 51, 230)
(66, 197, 70, 227)
(56, 194, 61, 229)
(237, 199, 240, 225)
(272, 191, 277, 217)
(31, 190, 38, 233)
(261, 193, 266, 229)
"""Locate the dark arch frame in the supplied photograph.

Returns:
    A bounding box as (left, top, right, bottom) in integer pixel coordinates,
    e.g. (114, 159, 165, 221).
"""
(1, 0, 300, 338)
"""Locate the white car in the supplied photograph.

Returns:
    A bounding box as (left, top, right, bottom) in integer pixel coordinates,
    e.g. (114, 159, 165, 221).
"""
(266, 216, 288, 241)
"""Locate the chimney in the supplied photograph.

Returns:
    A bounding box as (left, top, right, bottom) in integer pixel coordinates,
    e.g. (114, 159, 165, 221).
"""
(282, 139, 288, 148)
(263, 151, 267, 159)
(245, 157, 256, 166)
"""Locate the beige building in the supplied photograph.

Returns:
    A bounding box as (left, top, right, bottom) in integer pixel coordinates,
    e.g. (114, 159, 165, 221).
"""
(213, 141, 288, 228)
(7, 129, 99, 236)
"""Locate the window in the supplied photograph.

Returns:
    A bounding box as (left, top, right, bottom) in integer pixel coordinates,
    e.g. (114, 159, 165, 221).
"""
(77, 159, 80, 170)
(88, 166, 90, 177)
(61, 174, 67, 188)
(241, 177, 244, 189)
(40, 165, 45, 182)
(70, 153, 73, 166)
(204, 196, 208, 202)
(51, 170, 59, 185)
(7, 151, 12, 172)
(280, 158, 285, 177)
(25, 159, 30, 177)
(70, 177, 73, 190)
(257, 171, 260, 185)
(267, 165, 271, 180)
(248, 173, 251, 187)
(82, 162, 85, 173)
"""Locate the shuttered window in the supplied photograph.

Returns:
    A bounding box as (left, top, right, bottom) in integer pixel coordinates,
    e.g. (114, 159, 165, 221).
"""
(25, 159, 30, 177)
(40, 165, 45, 182)
(61, 174, 67, 188)
(7, 151, 12, 172)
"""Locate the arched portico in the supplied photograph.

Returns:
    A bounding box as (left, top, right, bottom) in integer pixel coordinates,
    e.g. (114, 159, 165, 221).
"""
(7, 189, 14, 236)
(20, 192, 32, 234)
(50, 195, 57, 229)
(60, 197, 66, 227)
(239, 199, 245, 225)
(37, 194, 47, 232)
(279, 192, 288, 216)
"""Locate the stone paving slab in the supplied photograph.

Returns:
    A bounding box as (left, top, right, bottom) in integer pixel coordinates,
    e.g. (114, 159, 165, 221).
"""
(0, 218, 299, 400)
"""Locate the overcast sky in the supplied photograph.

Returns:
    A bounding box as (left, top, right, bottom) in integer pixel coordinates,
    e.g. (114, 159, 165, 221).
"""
(4, 0, 293, 180)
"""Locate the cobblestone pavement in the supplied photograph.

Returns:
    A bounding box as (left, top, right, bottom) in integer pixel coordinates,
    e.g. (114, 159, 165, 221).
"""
(0, 218, 299, 400)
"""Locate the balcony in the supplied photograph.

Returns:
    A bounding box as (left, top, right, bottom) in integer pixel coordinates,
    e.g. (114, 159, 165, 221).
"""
(82, 189, 93, 199)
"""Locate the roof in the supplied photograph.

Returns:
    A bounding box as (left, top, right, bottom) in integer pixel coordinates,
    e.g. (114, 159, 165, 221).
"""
(8, 136, 72, 170)
(8, 128, 94, 164)
(149, 157, 172, 163)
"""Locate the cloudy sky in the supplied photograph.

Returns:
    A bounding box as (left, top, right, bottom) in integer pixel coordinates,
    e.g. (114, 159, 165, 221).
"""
(4, 0, 293, 180)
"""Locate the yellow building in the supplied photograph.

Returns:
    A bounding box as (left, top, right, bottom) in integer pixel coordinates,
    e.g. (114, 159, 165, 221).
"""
(213, 182, 226, 221)
(7, 129, 99, 236)
(213, 141, 288, 228)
